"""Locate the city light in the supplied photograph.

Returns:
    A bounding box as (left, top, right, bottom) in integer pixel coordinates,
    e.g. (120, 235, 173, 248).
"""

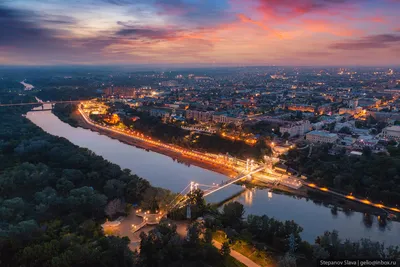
(79, 104, 400, 218)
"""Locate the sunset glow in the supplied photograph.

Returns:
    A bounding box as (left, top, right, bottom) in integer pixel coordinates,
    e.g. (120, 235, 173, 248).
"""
(1, 0, 399, 66)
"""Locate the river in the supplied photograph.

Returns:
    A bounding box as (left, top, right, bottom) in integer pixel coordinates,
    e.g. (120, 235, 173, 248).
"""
(26, 108, 400, 246)
(20, 81, 34, 90)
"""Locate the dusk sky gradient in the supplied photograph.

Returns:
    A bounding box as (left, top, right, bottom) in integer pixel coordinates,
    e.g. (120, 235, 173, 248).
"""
(0, 0, 399, 66)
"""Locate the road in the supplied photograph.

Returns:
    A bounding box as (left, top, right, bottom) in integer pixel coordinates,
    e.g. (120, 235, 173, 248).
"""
(78, 103, 400, 215)
(174, 221, 261, 267)
(78, 106, 233, 167)
(304, 182, 400, 214)
(0, 100, 82, 107)
(213, 240, 261, 267)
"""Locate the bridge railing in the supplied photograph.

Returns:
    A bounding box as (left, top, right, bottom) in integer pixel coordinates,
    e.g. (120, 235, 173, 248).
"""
(132, 220, 147, 233)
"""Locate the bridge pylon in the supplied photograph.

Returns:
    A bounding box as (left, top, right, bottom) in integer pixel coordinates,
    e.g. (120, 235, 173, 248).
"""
(186, 205, 191, 219)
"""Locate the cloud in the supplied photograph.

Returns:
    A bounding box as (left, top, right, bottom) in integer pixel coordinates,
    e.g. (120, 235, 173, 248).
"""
(253, 0, 358, 21)
(237, 14, 285, 38)
(298, 51, 333, 57)
(300, 18, 362, 36)
(235, 1, 367, 38)
(330, 34, 400, 50)
(0, 6, 63, 50)
(115, 27, 176, 40)
(1, 0, 399, 65)
(0, 5, 117, 62)
(114, 18, 226, 43)
(41, 15, 77, 25)
(104, 0, 236, 27)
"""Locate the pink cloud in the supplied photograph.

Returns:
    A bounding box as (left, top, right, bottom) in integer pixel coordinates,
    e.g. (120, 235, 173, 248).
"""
(252, 0, 358, 21)
(237, 13, 283, 38)
(300, 19, 363, 37)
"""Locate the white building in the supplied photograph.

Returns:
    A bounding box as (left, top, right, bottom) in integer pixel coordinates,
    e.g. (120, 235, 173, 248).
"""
(334, 122, 354, 132)
(306, 130, 338, 144)
(212, 113, 244, 125)
(381, 125, 400, 140)
(312, 121, 325, 130)
(348, 99, 358, 109)
(186, 110, 213, 122)
(280, 120, 312, 137)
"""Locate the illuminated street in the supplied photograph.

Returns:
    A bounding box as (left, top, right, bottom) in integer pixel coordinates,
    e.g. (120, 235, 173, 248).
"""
(79, 102, 399, 216)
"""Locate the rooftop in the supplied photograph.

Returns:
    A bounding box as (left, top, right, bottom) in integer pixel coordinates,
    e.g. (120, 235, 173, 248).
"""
(385, 125, 400, 132)
(307, 130, 338, 138)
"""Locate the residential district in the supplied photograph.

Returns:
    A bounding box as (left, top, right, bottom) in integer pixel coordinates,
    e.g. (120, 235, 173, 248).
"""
(2, 66, 400, 267)
(86, 67, 400, 160)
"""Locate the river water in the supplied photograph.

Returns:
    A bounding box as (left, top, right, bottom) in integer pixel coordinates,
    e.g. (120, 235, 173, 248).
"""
(26, 109, 400, 246)
(20, 81, 34, 90)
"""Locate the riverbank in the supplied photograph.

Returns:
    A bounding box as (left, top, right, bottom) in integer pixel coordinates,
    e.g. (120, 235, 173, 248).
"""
(72, 110, 400, 218)
(52, 104, 79, 127)
(27, 108, 400, 247)
(72, 110, 238, 178)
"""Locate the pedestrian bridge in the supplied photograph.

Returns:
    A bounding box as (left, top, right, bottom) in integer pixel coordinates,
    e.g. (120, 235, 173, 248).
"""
(131, 164, 267, 233)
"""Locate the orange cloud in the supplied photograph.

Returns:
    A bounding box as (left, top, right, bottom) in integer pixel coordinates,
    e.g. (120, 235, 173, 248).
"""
(300, 19, 363, 37)
(237, 14, 284, 38)
(343, 15, 386, 23)
(253, 0, 357, 22)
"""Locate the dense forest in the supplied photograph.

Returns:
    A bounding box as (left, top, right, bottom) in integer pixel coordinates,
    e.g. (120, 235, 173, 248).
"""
(0, 92, 244, 266)
(0, 105, 153, 266)
(36, 87, 100, 102)
(170, 192, 400, 267)
(52, 104, 79, 127)
(283, 144, 400, 206)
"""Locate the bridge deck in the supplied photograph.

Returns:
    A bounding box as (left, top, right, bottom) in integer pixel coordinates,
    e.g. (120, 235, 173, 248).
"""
(0, 100, 83, 107)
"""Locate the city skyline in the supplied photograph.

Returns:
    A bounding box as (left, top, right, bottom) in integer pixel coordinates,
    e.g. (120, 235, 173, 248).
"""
(1, 0, 399, 66)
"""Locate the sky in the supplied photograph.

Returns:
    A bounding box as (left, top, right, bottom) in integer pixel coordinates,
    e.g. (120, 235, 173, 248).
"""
(0, 0, 399, 66)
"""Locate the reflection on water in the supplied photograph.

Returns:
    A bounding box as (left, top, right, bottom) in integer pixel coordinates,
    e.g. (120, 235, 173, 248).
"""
(244, 190, 253, 205)
(26, 109, 400, 246)
(331, 206, 338, 217)
(229, 188, 400, 246)
(378, 216, 388, 231)
(363, 213, 374, 229)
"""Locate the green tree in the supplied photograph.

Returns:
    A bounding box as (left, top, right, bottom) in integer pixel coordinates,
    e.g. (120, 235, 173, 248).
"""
(186, 221, 203, 246)
(187, 188, 207, 219)
(220, 242, 231, 258)
(67, 187, 107, 217)
(312, 245, 330, 260)
(279, 253, 297, 267)
(221, 201, 244, 229)
(56, 178, 74, 195)
(105, 199, 125, 219)
(204, 228, 213, 244)
(103, 179, 126, 199)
